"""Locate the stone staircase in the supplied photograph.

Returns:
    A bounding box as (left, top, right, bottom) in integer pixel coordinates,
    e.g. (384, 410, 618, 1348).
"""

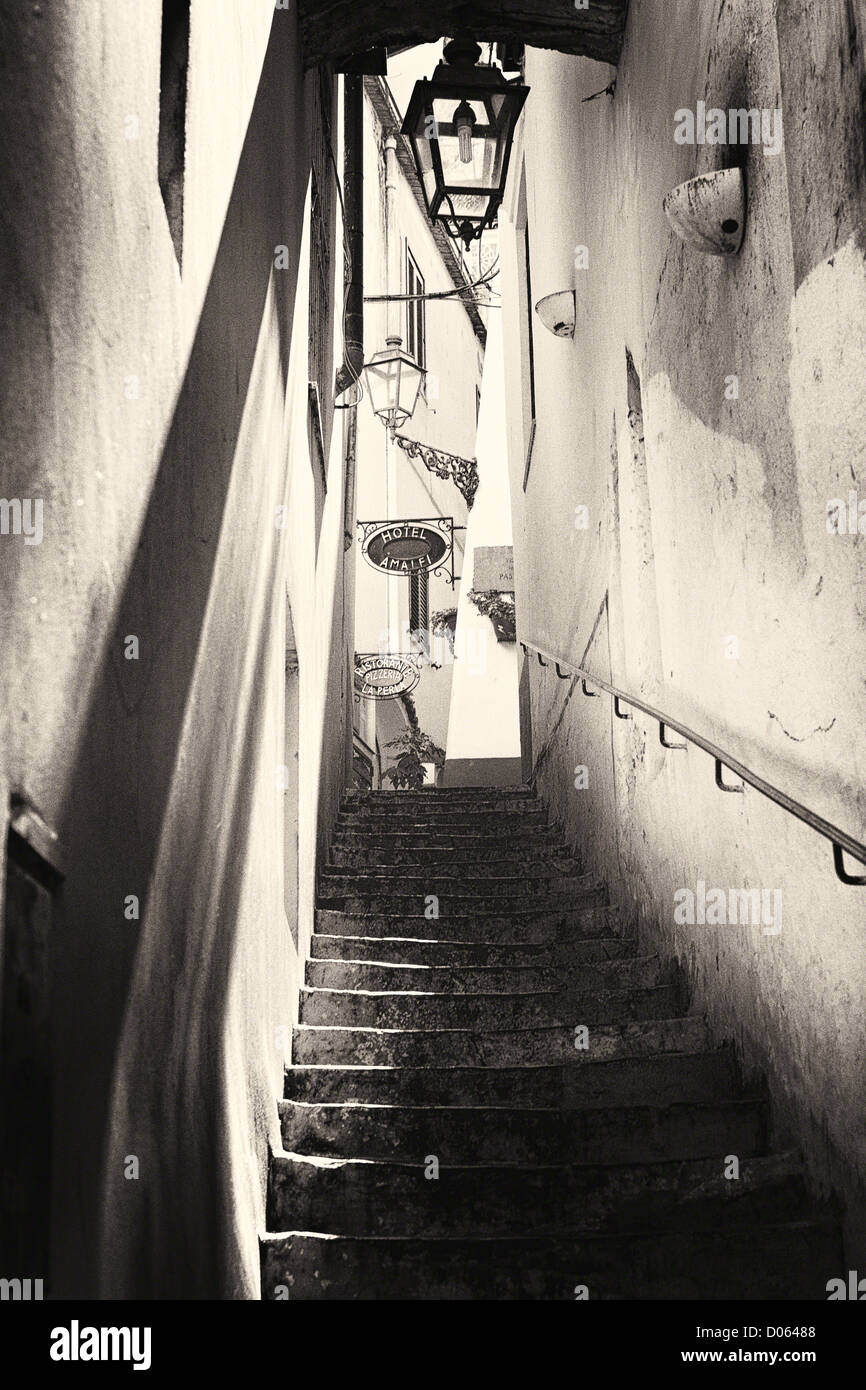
(260, 786, 840, 1299)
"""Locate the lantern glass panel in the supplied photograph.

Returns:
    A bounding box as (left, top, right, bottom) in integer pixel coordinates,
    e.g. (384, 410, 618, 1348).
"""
(411, 133, 439, 215)
(363, 344, 424, 429)
(397, 358, 424, 420)
(431, 96, 501, 191)
(365, 358, 398, 415)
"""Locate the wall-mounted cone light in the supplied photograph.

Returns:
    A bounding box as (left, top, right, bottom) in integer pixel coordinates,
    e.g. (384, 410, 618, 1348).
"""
(663, 168, 746, 255)
(535, 290, 576, 338)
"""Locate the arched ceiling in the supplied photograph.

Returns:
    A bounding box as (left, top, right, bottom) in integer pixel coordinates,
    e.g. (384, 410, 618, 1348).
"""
(297, 1, 630, 70)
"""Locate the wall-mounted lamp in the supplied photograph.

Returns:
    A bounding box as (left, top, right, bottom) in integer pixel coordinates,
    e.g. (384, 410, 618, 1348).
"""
(362, 341, 479, 507)
(363, 335, 426, 437)
(535, 290, 576, 338)
(401, 37, 529, 250)
(663, 168, 746, 256)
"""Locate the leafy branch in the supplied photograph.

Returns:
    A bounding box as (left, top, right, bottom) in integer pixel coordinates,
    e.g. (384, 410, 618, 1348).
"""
(382, 694, 446, 789)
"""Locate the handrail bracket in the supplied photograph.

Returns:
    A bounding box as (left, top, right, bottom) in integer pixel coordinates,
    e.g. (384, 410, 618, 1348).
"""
(715, 758, 744, 794)
(519, 637, 866, 887)
(833, 844, 866, 886)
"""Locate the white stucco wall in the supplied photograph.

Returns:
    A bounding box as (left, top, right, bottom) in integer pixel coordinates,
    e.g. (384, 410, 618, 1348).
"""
(0, 1, 350, 1298)
(501, 0, 866, 1260)
(445, 312, 522, 773)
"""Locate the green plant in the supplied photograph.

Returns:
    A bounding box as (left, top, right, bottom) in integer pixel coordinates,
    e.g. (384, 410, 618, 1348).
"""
(431, 608, 458, 655)
(467, 589, 516, 643)
(382, 704, 446, 790)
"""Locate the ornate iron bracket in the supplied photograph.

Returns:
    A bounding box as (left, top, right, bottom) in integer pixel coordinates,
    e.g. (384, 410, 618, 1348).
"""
(392, 434, 479, 510)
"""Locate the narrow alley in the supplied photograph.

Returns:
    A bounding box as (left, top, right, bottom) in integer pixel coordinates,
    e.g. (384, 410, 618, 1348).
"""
(0, 0, 864, 1352)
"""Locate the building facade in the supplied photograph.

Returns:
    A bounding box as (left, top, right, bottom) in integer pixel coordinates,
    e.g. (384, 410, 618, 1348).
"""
(352, 77, 485, 788)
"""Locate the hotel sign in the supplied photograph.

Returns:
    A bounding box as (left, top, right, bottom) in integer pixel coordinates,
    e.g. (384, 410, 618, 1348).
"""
(354, 653, 422, 701)
(358, 517, 455, 582)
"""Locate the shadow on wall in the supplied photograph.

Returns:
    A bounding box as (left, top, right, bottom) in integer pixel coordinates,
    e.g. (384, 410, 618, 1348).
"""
(51, 15, 309, 1298)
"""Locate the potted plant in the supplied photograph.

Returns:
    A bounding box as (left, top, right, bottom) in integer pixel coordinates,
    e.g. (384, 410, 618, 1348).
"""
(382, 693, 446, 790)
(431, 608, 458, 656)
(467, 589, 516, 643)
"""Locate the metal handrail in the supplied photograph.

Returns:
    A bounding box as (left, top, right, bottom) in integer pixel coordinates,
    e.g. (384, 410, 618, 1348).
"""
(519, 638, 866, 885)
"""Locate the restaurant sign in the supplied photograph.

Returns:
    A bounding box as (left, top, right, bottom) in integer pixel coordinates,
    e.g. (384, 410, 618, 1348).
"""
(353, 653, 422, 701)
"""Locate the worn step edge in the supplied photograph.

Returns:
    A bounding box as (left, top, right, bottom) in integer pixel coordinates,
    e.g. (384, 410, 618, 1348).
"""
(291, 1015, 710, 1063)
(282, 1052, 742, 1110)
(304, 955, 665, 991)
(307, 943, 636, 967)
(260, 1221, 838, 1299)
(266, 1149, 812, 1236)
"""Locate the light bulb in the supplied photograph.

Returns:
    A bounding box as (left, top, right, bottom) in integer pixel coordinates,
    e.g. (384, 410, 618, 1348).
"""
(453, 101, 476, 164)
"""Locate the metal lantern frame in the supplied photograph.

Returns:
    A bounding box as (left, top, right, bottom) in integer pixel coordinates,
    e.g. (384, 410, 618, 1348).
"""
(362, 335, 426, 436)
(400, 39, 529, 249)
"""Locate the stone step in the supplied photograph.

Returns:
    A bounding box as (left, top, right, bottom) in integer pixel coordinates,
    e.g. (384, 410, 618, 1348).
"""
(329, 845, 581, 870)
(340, 796, 538, 816)
(267, 1148, 808, 1238)
(292, 1014, 710, 1067)
(279, 1097, 766, 1165)
(334, 826, 553, 842)
(330, 830, 564, 851)
(263, 779, 844, 1300)
(304, 953, 667, 994)
(342, 788, 536, 804)
(317, 890, 605, 915)
(336, 809, 550, 830)
(298, 984, 681, 1031)
(315, 904, 614, 942)
(340, 793, 541, 810)
(318, 870, 590, 897)
(309, 933, 635, 967)
(260, 1221, 840, 1299)
(283, 1049, 740, 1108)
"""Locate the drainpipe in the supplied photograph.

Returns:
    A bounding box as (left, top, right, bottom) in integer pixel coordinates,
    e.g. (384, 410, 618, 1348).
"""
(382, 132, 401, 640)
(337, 74, 364, 550)
(338, 76, 364, 792)
(383, 134, 400, 342)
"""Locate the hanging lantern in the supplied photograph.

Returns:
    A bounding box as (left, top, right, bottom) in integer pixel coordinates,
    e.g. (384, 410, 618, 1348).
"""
(363, 335, 426, 435)
(401, 37, 529, 250)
